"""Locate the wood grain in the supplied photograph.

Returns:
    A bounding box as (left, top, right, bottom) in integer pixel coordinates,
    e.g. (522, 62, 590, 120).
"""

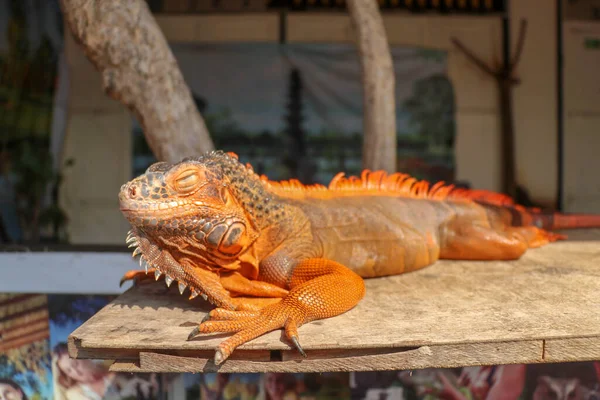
(69, 232, 600, 373)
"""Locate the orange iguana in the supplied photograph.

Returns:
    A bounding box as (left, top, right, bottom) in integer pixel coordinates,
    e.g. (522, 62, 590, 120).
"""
(118, 151, 600, 365)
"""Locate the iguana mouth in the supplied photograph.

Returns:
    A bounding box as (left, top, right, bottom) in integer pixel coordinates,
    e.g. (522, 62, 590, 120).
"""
(119, 199, 206, 213)
(118, 199, 215, 231)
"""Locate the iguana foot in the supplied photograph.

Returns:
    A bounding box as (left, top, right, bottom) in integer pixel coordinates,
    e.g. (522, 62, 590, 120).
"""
(188, 298, 308, 365)
(187, 257, 366, 365)
(220, 272, 289, 298)
(508, 226, 567, 248)
(119, 268, 158, 287)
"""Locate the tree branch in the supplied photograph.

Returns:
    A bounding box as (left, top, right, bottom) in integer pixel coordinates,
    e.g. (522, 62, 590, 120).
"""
(60, 0, 214, 163)
(451, 37, 498, 78)
(509, 19, 528, 71)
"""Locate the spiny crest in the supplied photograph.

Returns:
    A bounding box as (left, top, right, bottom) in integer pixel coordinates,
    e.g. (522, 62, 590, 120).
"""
(222, 152, 526, 209)
(180, 150, 243, 174)
(206, 151, 261, 183)
(258, 170, 454, 200)
(257, 169, 466, 201)
(260, 168, 528, 208)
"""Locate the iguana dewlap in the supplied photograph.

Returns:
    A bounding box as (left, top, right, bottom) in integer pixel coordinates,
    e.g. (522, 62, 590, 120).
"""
(118, 151, 600, 365)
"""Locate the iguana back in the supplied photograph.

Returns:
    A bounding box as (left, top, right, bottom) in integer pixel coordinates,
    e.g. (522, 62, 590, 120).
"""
(261, 166, 598, 279)
(289, 195, 454, 277)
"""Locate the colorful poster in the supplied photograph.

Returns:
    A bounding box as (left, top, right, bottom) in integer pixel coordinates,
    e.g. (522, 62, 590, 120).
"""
(184, 373, 261, 400)
(183, 372, 350, 400)
(47, 294, 160, 400)
(259, 372, 350, 400)
(351, 362, 600, 400)
(350, 371, 407, 399)
(0, 294, 53, 400)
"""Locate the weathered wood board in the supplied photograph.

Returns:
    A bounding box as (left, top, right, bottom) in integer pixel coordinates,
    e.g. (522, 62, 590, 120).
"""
(69, 232, 600, 373)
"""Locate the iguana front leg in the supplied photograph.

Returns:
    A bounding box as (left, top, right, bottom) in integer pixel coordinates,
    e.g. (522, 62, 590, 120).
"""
(188, 258, 366, 365)
(220, 271, 289, 298)
(119, 266, 282, 311)
(119, 269, 288, 304)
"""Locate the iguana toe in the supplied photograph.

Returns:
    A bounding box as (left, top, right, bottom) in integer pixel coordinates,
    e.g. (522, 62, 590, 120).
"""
(189, 300, 307, 365)
(119, 268, 155, 287)
(208, 308, 260, 321)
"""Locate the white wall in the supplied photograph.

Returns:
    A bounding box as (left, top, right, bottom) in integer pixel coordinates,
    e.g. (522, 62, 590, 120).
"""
(60, 33, 133, 245)
(511, 0, 558, 208)
(157, 13, 279, 41)
(562, 21, 600, 213)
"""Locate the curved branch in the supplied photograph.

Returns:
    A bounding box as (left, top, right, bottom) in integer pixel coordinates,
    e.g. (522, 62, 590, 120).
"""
(509, 19, 528, 71)
(451, 37, 498, 78)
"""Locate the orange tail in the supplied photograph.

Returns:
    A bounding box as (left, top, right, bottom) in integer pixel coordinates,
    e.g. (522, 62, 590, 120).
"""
(498, 204, 600, 230)
(451, 188, 600, 231)
(523, 211, 600, 230)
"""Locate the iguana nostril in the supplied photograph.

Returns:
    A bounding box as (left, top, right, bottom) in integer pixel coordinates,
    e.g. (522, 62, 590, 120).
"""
(129, 185, 138, 198)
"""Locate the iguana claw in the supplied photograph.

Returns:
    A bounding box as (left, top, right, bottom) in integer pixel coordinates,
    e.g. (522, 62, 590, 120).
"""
(291, 336, 307, 358)
(187, 326, 200, 341)
(201, 313, 211, 324)
(119, 276, 130, 288)
(119, 269, 154, 287)
(214, 349, 225, 365)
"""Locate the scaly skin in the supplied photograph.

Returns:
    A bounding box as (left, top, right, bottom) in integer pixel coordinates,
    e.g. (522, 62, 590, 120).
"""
(118, 151, 600, 365)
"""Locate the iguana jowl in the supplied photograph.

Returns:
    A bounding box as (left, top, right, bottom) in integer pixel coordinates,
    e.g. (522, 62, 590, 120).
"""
(118, 151, 600, 365)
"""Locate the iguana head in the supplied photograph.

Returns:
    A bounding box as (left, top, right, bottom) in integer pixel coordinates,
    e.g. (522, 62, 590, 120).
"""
(118, 152, 262, 296)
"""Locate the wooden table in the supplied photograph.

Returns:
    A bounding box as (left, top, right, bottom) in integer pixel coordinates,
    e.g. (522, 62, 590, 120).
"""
(68, 231, 600, 373)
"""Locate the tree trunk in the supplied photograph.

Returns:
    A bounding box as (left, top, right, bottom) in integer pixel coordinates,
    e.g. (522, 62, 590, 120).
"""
(346, 0, 396, 173)
(60, 0, 214, 163)
(498, 78, 517, 199)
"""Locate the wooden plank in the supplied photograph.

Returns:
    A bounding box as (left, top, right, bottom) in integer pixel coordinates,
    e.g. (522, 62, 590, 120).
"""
(543, 337, 600, 363)
(69, 234, 600, 372)
(107, 340, 543, 373)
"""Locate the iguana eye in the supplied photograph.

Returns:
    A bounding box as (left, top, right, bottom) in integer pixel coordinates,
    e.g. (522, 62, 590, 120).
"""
(175, 170, 200, 193)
